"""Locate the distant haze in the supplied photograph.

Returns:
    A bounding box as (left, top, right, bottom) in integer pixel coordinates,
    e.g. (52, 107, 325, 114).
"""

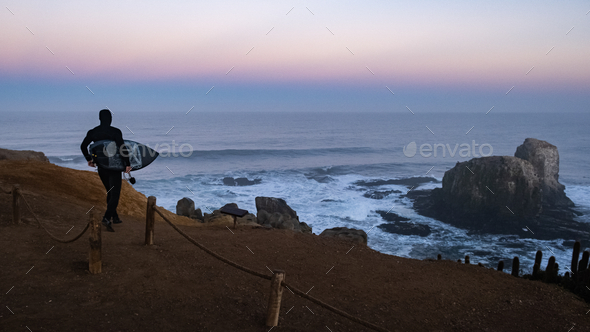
(1, 0, 589, 113)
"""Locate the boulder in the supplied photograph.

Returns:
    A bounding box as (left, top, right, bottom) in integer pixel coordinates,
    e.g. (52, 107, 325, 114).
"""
(255, 197, 298, 219)
(255, 197, 311, 233)
(176, 197, 195, 217)
(319, 227, 367, 245)
(190, 208, 203, 221)
(0, 148, 49, 162)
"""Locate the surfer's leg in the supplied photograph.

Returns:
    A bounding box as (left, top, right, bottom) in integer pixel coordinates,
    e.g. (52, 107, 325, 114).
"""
(97, 168, 112, 220)
(105, 170, 122, 221)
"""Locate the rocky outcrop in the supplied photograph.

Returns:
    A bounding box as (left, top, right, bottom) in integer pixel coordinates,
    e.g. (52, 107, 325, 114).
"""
(514, 138, 573, 208)
(0, 148, 49, 162)
(222, 177, 261, 186)
(255, 197, 311, 233)
(319, 227, 367, 245)
(412, 138, 584, 240)
(438, 156, 543, 220)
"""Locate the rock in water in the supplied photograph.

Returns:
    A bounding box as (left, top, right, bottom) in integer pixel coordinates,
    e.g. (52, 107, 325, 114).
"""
(378, 222, 431, 237)
(412, 138, 585, 240)
(222, 177, 261, 186)
(319, 227, 368, 245)
(376, 210, 411, 222)
(255, 197, 311, 233)
(176, 197, 195, 217)
(438, 156, 543, 220)
(514, 138, 573, 208)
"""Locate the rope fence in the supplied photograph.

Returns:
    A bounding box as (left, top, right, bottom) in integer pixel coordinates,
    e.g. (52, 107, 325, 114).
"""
(150, 199, 390, 332)
(6, 184, 390, 330)
(18, 187, 91, 243)
(8, 183, 100, 273)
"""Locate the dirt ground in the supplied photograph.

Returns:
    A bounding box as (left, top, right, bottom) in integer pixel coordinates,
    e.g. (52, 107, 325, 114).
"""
(1, 160, 590, 332)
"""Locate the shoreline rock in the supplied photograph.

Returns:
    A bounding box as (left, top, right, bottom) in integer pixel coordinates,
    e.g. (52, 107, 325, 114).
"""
(411, 138, 585, 240)
(176, 197, 204, 221)
(255, 197, 312, 233)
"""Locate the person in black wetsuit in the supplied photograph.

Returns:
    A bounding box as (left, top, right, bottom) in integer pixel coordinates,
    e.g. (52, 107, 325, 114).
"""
(81, 109, 131, 232)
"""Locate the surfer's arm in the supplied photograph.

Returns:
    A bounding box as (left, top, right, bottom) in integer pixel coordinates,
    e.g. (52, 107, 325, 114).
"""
(80, 131, 93, 162)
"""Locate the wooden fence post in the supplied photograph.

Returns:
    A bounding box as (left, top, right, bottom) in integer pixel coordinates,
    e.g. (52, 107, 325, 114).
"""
(266, 270, 285, 327)
(145, 196, 156, 245)
(12, 184, 21, 224)
(89, 211, 102, 274)
(511, 256, 520, 277)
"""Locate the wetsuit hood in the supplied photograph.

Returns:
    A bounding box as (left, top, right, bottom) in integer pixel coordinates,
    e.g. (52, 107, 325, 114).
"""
(99, 109, 112, 126)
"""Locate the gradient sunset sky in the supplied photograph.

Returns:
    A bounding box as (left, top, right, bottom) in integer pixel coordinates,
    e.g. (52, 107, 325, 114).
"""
(1, 0, 589, 113)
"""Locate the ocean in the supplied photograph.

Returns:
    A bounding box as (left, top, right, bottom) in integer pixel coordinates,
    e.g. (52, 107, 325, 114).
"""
(2, 111, 589, 273)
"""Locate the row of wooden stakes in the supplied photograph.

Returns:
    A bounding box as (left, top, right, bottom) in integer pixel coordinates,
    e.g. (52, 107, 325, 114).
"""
(437, 241, 590, 286)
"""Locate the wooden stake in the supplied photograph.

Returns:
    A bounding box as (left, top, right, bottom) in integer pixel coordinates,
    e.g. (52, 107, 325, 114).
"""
(12, 184, 20, 224)
(88, 211, 102, 274)
(233, 215, 237, 229)
(145, 196, 156, 245)
(266, 270, 285, 327)
(511, 256, 520, 277)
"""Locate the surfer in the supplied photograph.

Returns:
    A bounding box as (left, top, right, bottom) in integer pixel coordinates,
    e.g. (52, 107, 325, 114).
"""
(81, 109, 131, 232)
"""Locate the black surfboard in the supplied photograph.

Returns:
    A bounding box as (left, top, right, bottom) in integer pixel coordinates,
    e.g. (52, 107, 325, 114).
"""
(89, 140, 158, 171)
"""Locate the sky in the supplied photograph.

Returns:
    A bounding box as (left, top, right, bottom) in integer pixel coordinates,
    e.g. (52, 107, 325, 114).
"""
(1, 0, 589, 113)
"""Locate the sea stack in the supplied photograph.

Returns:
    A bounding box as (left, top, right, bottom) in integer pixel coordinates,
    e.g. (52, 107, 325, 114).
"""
(412, 138, 585, 240)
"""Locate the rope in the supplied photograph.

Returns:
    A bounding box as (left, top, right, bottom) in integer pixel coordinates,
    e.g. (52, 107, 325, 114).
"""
(282, 281, 391, 332)
(18, 191, 90, 243)
(153, 207, 272, 280)
(153, 206, 391, 332)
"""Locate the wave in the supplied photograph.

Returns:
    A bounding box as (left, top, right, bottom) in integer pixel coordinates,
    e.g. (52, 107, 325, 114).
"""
(155, 147, 384, 159)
